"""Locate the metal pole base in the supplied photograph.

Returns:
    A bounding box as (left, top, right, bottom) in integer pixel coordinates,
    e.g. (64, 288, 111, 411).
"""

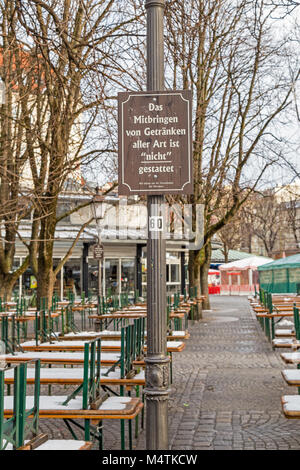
(144, 356, 170, 450)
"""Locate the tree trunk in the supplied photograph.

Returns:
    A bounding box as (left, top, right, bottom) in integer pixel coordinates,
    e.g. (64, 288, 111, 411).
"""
(200, 242, 212, 310)
(0, 275, 18, 300)
(36, 264, 55, 310)
(224, 245, 229, 264)
(188, 250, 195, 293)
(188, 248, 205, 320)
(36, 231, 55, 310)
(0, 257, 29, 300)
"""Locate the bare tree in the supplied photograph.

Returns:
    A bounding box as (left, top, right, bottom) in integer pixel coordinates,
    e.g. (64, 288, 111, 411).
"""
(11, 0, 143, 307)
(164, 0, 299, 314)
(0, 1, 36, 298)
(217, 219, 243, 263)
(249, 190, 285, 257)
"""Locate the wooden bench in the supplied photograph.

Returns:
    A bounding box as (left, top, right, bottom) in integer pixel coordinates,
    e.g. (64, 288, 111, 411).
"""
(281, 369, 300, 386)
(58, 329, 190, 341)
(275, 328, 295, 338)
(5, 321, 146, 388)
(18, 435, 93, 451)
(1, 360, 92, 450)
(279, 307, 300, 420)
(3, 366, 145, 387)
(281, 396, 300, 419)
(272, 338, 300, 349)
(19, 339, 186, 354)
(2, 340, 143, 450)
(273, 306, 300, 349)
(1, 350, 121, 366)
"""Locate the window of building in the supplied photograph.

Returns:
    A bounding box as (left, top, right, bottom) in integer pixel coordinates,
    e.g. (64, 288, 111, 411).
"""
(121, 259, 135, 297)
(105, 259, 119, 296)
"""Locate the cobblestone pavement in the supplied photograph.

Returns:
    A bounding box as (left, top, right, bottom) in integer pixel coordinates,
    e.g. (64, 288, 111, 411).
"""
(37, 296, 300, 450)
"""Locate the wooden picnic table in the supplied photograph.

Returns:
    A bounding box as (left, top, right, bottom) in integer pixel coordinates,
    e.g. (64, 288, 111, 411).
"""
(3, 395, 143, 421)
(58, 330, 190, 341)
(256, 312, 294, 318)
(280, 352, 300, 364)
(272, 296, 300, 303)
(272, 305, 299, 312)
(272, 338, 300, 349)
(89, 313, 146, 320)
(58, 301, 71, 307)
(0, 350, 121, 366)
(3, 366, 146, 387)
(89, 311, 186, 320)
(253, 307, 269, 313)
(252, 303, 300, 313)
(281, 369, 300, 386)
(19, 339, 186, 353)
(0, 311, 60, 322)
(71, 304, 97, 311)
(18, 438, 92, 451)
(281, 395, 300, 419)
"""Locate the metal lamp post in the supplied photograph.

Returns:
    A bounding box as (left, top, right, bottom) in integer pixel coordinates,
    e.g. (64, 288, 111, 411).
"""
(91, 190, 106, 315)
(144, 0, 170, 450)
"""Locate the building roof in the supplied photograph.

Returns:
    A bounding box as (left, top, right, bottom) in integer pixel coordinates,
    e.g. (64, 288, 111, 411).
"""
(219, 256, 273, 271)
(211, 248, 254, 264)
(258, 253, 300, 271)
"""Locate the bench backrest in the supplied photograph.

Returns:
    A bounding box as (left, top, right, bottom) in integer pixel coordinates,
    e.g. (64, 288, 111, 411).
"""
(0, 315, 19, 354)
(0, 359, 40, 450)
(293, 305, 300, 341)
(61, 338, 103, 409)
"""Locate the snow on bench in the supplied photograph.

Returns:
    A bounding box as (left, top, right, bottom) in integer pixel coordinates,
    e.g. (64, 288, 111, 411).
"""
(3, 366, 145, 384)
(281, 395, 300, 417)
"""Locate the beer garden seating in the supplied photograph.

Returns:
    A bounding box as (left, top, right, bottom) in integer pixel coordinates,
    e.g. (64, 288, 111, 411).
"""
(249, 292, 300, 425)
(0, 288, 199, 450)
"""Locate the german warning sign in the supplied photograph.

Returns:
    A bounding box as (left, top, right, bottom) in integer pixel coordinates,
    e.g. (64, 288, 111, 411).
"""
(118, 90, 193, 195)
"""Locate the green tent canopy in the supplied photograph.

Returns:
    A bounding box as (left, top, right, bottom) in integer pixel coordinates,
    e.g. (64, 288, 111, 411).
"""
(258, 253, 300, 293)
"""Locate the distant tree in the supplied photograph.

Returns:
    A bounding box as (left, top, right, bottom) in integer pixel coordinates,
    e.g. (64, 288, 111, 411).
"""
(12, 0, 143, 307)
(164, 0, 299, 315)
(0, 1, 33, 298)
(249, 190, 284, 257)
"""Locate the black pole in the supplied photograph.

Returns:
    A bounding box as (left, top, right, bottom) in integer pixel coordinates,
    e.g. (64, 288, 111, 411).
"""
(136, 244, 143, 298)
(82, 243, 89, 299)
(181, 249, 186, 295)
(144, 0, 169, 450)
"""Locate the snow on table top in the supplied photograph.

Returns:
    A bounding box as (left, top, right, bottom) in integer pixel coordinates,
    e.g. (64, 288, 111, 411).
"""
(20, 339, 183, 349)
(21, 340, 121, 348)
(166, 341, 183, 348)
(275, 329, 294, 335)
(34, 440, 88, 451)
(281, 352, 300, 363)
(3, 367, 85, 379)
(64, 330, 112, 337)
(277, 319, 294, 327)
(282, 370, 300, 381)
(0, 351, 120, 361)
(4, 395, 133, 411)
(272, 339, 299, 345)
(4, 395, 83, 410)
(125, 306, 145, 310)
(64, 329, 186, 337)
(282, 395, 300, 412)
(99, 396, 133, 410)
(170, 331, 186, 337)
(2, 367, 144, 381)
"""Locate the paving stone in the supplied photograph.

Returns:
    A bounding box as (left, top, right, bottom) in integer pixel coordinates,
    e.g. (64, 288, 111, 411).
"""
(31, 296, 300, 450)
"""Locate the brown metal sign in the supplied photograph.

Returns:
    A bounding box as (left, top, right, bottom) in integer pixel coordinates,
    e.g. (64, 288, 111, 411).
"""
(118, 90, 193, 195)
(93, 243, 104, 260)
